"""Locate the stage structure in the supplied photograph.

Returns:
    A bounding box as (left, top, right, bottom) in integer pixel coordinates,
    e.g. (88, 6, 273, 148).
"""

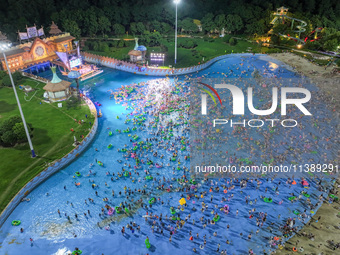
(53, 40, 103, 81)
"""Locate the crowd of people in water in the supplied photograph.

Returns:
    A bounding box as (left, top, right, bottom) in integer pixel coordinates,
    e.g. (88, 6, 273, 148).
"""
(14, 56, 339, 255)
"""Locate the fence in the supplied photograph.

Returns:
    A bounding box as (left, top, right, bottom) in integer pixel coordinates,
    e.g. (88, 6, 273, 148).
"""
(82, 52, 232, 76)
(0, 96, 98, 227)
(21, 72, 49, 83)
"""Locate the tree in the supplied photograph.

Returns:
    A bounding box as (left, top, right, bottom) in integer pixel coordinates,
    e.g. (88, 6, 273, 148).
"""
(83, 8, 99, 36)
(161, 22, 172, 34)
(0, 70, 7, 80)
(98, 16, 111, 37)
(0, 116, 21, 135)
(0, 116, 32, 146)
(141, 31, 163, 47)
(201, 13, 216, 33)
(12, 122, 26, 142)
(305, 41, 322, 50)
(1, 131, 16, 146)
(271, 23, 292, 46)
(323, 38, 338, 51)
(62, 19, 81, 38)
(246, 20, 266, 35)
(214, 14, 226, 32)
(179, 18, 197, 34)
(136, 22, 146, 35)
(150, 20, 161, 32)
(112, 23, 125, 36)
(1, 71, 22, 87)
(226, 14, 244, 34)
(130, 22, 137, 35)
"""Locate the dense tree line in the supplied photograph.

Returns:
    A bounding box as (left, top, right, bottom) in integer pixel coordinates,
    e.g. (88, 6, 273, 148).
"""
(0, 0, 338, 40)
(0, 0, 339, 51)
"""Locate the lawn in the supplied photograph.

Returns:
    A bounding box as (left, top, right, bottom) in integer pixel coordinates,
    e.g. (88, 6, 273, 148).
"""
(0, 78, 95, 212)
(88, 37, 264, 68)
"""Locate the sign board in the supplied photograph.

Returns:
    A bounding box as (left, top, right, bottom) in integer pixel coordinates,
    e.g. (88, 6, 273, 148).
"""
(58, 103, 62, 108)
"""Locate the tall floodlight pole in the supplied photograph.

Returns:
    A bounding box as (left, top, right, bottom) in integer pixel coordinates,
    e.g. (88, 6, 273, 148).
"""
(0, 43, 36, 157)
(174, 0, 181, 65)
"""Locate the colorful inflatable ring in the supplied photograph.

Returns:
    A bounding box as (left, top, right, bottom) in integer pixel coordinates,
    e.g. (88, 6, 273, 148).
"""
(330, 194, 339, 201)
(302, 192, 310, 198)
(263, 197, 273, 203)
(115, 206, 122, 214)
(189, 179, 197, 185)
(288, 196, 296, 201)
(223, 189, 228, 193)
(213, 215, 220, 222)
(11, 220, 21, 226)
(72, 250, 82, 255)
(148, 198, 155, 204)
(293, 210, 300, 215)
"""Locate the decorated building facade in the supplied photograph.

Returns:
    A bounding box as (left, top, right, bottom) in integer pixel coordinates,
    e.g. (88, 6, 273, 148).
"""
(0, 23, 74, 72)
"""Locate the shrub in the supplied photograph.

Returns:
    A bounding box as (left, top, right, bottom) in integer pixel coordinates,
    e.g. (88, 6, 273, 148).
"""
(1, 130, 16, 146)
(0, 116, 32, 146)
(99, 42, 110, 52)
(0, 70, 6, 80)
(223, 34, 232, 43)
(117, 40, 125, 48)
(179, 38, 198, 49)
(85, 41, 95, 50)
(305, 41, 322, 50)
(92, 41, 100, 51)
(66, 97, 80, 109)
(229, 38, 237, 46)
(203, 36, 210, 41)
(160, 44, 168, 53)
(1, 71, 23, 87)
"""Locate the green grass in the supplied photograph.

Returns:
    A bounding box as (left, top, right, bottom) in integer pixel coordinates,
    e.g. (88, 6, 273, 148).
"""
(88, 37, 265, 68)
(0, 78, 95, 212)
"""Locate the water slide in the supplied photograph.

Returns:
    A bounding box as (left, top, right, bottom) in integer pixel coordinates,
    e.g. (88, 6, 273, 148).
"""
(271, 14, 307, 44)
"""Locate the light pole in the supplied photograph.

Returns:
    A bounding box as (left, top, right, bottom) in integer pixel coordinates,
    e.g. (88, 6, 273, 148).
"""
(0, 43, 36, 157)
(174, 0, 181, 65)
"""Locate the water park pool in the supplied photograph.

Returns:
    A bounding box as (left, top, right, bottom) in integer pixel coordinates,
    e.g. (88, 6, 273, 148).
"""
(0, 54, 338, 255)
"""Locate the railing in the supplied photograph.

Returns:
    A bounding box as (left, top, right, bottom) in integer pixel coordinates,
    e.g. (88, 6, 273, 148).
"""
(0, 96, 98, 227)
(81, 52, 233, 76)
(21, 72, 49, 83)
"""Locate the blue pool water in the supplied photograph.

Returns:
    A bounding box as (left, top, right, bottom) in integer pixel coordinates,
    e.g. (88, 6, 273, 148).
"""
(0, 54, 338, 255)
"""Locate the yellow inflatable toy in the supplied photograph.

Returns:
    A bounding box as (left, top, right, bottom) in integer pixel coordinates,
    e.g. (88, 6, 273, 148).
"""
(179, 198, 186, 205)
